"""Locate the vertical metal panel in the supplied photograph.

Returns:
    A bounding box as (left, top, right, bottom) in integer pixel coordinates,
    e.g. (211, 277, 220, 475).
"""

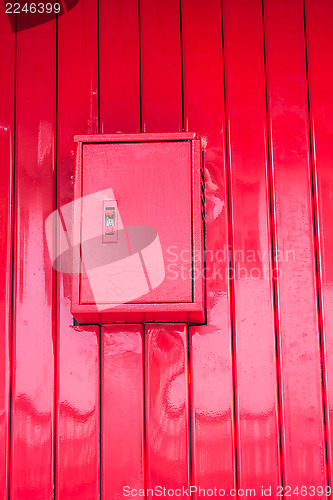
(263, 0, 328, 490)
(98, 4, 144, 497)
(11, 17, 56, 500)
(99, 0, 141, 133)
(57, 1, 100, 498)
(140, 2, 190, 494)
(145, 324, 191, 492)
(221, 0, 281, 494)
(0, 6, 14, 500)
(101, 325, 145, 499)
(305, 0, 333, 486)
(140, 0, 183, 132)
(181, 0, 236, 494)
(55, 325, 99, 500)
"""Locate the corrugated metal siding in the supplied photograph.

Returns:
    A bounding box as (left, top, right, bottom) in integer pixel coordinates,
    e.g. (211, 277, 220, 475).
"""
(0, 0, 332, 498)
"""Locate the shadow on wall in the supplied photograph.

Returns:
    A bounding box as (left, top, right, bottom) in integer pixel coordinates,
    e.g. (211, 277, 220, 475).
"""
(4, 0, 80, 32)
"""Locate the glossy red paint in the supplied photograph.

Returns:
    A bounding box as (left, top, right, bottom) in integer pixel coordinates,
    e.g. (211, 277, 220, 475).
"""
(101, 325, 145, 498)
(71, 132, 204, 324)
(145, 324, 191, 492)
(56, 0, 100, 498)
(98, 3, 147, 496)
(263, 0, 328, 490)
(182, 0, 237, 493)
(140, 0, 182, 133)
(99, 0, 140, 134)
(2, 1, 333, 498)
(140, 5, 192, 496)
(305, 0, 333, 486)
(222, 0, 282, 494)
(0, 5, 14, 500)
(11, 16, 56, 499)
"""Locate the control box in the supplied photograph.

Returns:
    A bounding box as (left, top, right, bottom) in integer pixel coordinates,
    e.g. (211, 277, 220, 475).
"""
(71, 133, 205, 323)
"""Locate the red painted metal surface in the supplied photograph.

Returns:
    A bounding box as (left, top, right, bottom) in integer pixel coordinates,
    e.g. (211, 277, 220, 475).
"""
(101, 325, 144, 497)
(56, 0, 100, 498)
(99, 0, 140, 134)
(305, 0, 333, 487)
(101, 325, 145, 498)
(11, 15, 56, 499)
(222, 0, 282, 494)
(263, 0, 328, 491)
(0, 5, 14, 500)
(140, 0, 182, 133)
(145, 324, 191, 492)
(182, 0, 237, 494)
(1, 0, 333, 498)
(98, 4, 147, 498)
(140, 4, 192, 497)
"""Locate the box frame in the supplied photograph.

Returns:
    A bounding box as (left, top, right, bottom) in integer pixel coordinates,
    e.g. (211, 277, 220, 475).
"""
(71, 132, 205, 324)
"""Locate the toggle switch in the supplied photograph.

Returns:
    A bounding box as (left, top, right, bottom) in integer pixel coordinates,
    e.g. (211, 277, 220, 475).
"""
(103, 200, 118, 242)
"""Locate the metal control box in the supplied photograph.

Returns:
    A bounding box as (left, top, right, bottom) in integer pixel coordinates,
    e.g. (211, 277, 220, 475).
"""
(71, 133, 205, 323)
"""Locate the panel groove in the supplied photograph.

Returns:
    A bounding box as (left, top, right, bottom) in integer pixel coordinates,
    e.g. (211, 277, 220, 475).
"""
(186, 325, 193, 499)
(98, 327, 102, 500)
(54, 12, 59, 500)
(97, 2, 102, 498)
(8, 14, 17, 500)
(138, 0, 143, 134)
(97, 0, 101, 135)
(143, 324, 148, 500)
(179, 0, 185, 132)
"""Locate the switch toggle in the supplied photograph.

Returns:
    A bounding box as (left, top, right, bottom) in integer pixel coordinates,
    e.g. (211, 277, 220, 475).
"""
(103, 200, 118, 242)
(105, 208, 115, 233)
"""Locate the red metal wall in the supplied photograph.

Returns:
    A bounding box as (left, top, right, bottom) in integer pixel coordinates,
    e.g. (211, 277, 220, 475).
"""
(0, 0, 333, 498)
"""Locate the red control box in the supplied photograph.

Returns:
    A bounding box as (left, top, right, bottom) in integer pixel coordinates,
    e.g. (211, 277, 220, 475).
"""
(71, 133, 205, 323)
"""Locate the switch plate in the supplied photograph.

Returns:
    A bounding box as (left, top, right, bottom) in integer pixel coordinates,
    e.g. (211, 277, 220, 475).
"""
(103, 200, 118, 243)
